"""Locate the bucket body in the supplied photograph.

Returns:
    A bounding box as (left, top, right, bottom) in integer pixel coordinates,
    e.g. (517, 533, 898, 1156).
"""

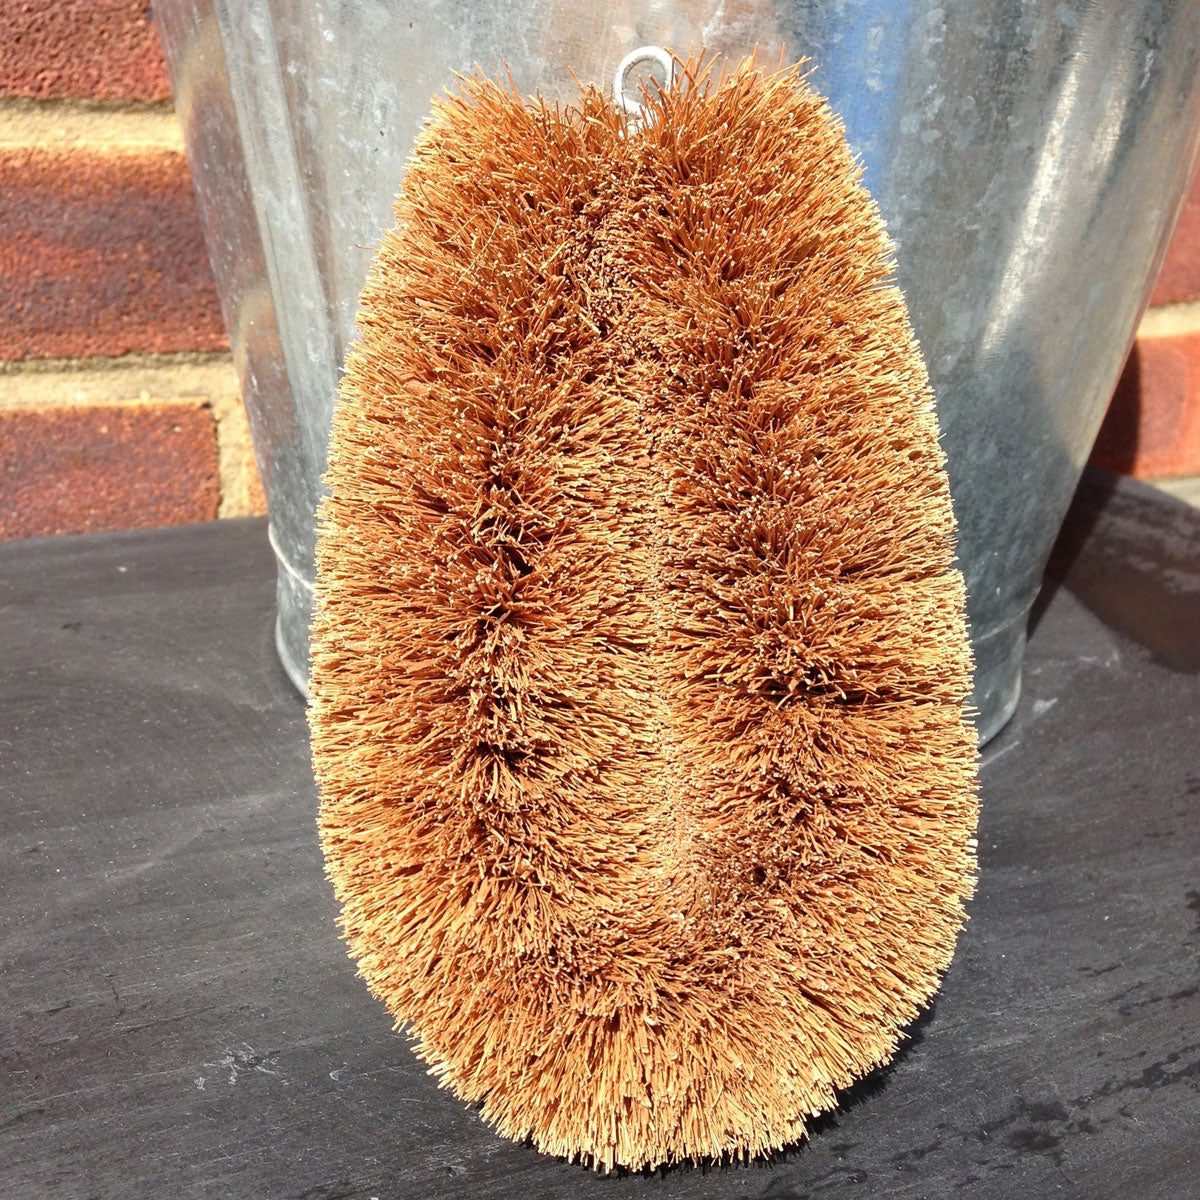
(156, 0, 1200, 742)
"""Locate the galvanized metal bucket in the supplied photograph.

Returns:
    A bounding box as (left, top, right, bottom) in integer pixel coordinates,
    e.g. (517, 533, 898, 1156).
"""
(156, 1, 1200, 744)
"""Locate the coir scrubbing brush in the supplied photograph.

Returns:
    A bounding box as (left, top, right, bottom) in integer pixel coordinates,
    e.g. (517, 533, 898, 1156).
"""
(308, 51, 979, 1171)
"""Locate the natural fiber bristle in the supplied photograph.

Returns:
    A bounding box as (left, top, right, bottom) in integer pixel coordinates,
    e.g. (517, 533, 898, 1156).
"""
(308, 53, 978, 1171)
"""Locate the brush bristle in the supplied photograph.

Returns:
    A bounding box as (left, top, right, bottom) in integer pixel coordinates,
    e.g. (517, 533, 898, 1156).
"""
(308, 53, 978, 1171)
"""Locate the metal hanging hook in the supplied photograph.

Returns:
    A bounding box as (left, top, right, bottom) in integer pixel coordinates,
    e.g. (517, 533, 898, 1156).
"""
(613, 45, 674, 129)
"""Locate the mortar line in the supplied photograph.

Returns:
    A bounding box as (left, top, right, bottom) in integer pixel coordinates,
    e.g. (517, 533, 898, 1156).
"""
(1139, 300, 1200, 337)
(0, 98, 184, 151)
(0, 351, 233, 377)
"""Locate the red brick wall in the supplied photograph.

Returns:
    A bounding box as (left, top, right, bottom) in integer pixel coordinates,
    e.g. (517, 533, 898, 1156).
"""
(0, 3, 1195, 541)
(0, 146, 228, 360)
(1, 0, 172, 101)
(0, 0, 263, 540)
(1091, 166, 1200, 480)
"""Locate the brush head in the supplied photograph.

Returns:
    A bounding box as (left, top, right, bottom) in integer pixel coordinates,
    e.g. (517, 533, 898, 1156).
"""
(308, 53, 978, 1170)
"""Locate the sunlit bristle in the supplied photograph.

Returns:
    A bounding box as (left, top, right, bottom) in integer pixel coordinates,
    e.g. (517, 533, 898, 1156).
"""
(308, 52, 979, 1172)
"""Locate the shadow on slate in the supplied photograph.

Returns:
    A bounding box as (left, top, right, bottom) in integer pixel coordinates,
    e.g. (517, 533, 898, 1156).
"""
(1, 470, 1198, 1200)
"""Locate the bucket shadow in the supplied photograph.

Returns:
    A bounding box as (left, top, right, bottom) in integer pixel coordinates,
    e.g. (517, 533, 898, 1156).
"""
(1028, 464, 1200, 674)
(1029, 344, 1140, 640)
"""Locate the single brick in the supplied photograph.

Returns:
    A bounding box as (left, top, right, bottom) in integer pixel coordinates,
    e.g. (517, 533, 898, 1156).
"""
(1150, 164, 1200, 307)
(0, 146, 227, 360)
(1092, 328, 1200, 479)
(2, 357, 266, 519)
(0, 0, 171, 101)
(0, 399, 219, 539)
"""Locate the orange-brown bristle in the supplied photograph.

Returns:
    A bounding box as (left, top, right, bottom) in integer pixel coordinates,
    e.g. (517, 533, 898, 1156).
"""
(308, 53, 979, 1171)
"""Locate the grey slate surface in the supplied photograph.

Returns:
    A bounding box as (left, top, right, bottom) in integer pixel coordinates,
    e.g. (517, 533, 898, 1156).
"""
(2, 469, 1198, 1199)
